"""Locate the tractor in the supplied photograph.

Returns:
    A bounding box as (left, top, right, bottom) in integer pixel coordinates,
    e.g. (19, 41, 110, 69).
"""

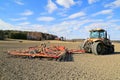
(81, 28, 114, 55)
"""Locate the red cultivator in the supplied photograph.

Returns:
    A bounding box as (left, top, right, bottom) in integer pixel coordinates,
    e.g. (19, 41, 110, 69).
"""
(8, 43, 85, 61)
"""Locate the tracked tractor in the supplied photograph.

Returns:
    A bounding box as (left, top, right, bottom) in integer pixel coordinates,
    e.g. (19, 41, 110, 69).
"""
(82, 28, 114, 55)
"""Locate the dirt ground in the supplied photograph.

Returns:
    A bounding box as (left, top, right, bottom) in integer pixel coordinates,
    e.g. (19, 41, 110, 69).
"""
(0, 40, 120, 80)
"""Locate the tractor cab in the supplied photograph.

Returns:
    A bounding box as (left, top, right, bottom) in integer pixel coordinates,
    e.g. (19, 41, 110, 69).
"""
(90, 28, 107, 39)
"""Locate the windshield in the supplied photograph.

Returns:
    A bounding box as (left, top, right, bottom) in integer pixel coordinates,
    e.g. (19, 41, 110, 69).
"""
(90, 31, 105, 38)
(99, 32, 105, 38)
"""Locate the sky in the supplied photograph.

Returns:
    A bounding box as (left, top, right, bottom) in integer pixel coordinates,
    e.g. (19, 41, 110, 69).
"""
(0, 0, 120, 40)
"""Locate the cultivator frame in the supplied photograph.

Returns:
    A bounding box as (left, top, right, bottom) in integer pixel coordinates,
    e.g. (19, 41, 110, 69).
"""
(8, 43, 85, 61)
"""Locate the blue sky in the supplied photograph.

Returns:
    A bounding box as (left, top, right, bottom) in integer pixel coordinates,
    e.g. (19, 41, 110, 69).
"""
(0, 0, 120, 40)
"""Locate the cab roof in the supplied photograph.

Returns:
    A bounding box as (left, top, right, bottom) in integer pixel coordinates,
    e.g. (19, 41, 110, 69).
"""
(89, 28, 105, 32)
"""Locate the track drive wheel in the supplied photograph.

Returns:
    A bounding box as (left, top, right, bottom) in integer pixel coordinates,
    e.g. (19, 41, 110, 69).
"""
(92, 42, 105, 55)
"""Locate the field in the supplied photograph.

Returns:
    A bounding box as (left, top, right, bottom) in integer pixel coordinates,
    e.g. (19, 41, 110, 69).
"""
(0, 40, 120, 80)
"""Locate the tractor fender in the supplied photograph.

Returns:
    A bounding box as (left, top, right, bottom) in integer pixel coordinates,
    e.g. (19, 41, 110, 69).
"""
(93, 40, 104, 45)
(82, 39, 88, 48)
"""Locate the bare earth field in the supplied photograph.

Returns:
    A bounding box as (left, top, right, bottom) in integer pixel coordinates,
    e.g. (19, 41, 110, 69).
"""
(0, 40, 120, 80)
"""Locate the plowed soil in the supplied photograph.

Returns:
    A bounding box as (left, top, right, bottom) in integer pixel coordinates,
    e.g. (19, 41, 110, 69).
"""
(0, 40, 120, 80)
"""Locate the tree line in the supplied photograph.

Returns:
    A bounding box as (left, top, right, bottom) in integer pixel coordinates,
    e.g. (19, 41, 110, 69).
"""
(0, 30, 57, 40)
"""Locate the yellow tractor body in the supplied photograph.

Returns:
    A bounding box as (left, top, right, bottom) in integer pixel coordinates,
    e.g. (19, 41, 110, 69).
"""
(82, 28, 114, 55)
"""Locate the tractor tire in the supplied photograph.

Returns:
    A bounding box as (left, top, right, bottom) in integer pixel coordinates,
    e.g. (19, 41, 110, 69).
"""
(92, 42, 105, 55)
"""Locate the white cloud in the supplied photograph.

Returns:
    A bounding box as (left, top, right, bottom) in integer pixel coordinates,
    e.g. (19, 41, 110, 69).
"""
(76, 0, 82, 5)
(20, 10, 33, 16)
(88, 0, 99, 4)
(49, 19, 120, 39)
(46, 0, 58, 13)
(30, 24, 48, 32)
(51, 21, 71, 32)
(56, 8, 68, 17)
(84, 22, 120, 40)
(0, 19, 48, 32)
(1, 18, 120, 39)
(50, 20, 93, 38)
(0, 19, 29, 30)
(14, 0, 24, 5)
(92, 9, 113, 16)
(50, 19, 100, 33)
(68, 12, 86, 19)
(84, 19, 120, 31)
(18, 22, 30, 25)
(56, 0, 75, 8)
(37, 16, 55, 22)
(84, 22, 112, 31)
(57, 12, 67, 17)
(108, 19, 120, 23)
(0, 19, 16, 30)
(106, 15, 113, 19)
(104, 0, 120, 8)
(10, 17, 27, 21)
(18, 24, 48, 33)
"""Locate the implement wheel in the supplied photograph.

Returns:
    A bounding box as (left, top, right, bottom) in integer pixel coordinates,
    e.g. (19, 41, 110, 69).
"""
(92, 42, 105, 55)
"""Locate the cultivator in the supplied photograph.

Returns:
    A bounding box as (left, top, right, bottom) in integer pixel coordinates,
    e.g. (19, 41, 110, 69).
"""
(8, 43, 85, 61)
